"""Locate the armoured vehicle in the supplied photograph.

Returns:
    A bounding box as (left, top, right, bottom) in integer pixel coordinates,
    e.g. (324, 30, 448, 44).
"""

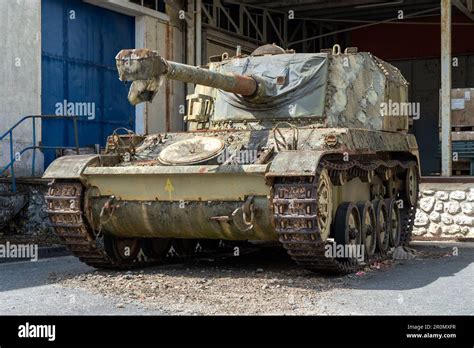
(44, 44, 420, 273)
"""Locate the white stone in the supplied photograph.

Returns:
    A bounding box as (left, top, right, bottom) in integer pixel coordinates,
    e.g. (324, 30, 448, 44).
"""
(445, 201, 461, 215)
(447, 225, 461, 234)
(468, 191, 474, 202)
(412, 227, 427, 236)
(419, 197, 435, 212)
(428, 224, 442, 236)
(460, 227, 472, 236)
(435, 191, 449, 201)
(434, 201, 444, 212)
(449, 190, 466, 201)
(356, 111, 367, 123)
(429, 211, 441, 223)
(461, 202, 473, 216)
(441, 213, 453, 225)
(422, 190, 435, 196)
(414, 211, 429, 227)
(454, 215, 473, 226)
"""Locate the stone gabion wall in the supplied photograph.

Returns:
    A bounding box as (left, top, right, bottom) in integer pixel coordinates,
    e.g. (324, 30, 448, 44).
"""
(413, 186, 474, 239)
(0, 183, 52, 236)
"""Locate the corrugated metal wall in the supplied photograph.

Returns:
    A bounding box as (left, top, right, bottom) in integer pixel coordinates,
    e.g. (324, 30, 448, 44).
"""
(41, 0, 135, 166)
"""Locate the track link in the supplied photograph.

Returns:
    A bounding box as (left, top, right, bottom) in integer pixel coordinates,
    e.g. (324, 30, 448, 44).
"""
(272, 158, 418, 274)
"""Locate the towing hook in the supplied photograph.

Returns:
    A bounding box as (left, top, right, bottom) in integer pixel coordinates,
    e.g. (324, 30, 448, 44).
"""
(232, 196, 255, 232)
(100, 195, 119, 220)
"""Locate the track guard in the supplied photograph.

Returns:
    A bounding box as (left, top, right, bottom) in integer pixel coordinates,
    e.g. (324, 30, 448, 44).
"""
(43, 155, 100, 181)
(266, 150, 325, 177)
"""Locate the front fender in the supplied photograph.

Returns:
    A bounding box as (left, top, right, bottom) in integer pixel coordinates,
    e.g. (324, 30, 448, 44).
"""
(266, 150, 327, 177)
(43, 155, 100, 182)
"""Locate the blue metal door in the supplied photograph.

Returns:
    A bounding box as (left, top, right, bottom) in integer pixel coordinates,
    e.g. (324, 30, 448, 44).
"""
(41, 0, 135, 166)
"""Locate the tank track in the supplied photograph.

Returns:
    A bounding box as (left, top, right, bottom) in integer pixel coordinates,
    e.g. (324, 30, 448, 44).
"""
(272, 157, 418, 274)
(45, 181, 142, 269)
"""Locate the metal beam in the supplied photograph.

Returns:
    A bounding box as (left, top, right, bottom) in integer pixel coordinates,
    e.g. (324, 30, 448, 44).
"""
(202, 3, 216, 26)
(242, 6, 264, 41)
(256, 0, 383, 9)
(266, 10, 285, 46)
(200, 0, 288, 46)
(441, 0, 452, 176)
(196, 0, 202, 66)
(186, 0, 195, 94)
(453, 0, 474, 20)
(216, 0, 242, 34)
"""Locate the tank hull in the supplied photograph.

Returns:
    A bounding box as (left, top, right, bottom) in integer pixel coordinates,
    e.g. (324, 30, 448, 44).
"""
(44, 128, 419, 242)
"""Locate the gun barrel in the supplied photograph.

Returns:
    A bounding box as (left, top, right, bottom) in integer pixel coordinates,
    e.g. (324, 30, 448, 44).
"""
(116, 49, 258, 104)
(166, 61, 257, 96)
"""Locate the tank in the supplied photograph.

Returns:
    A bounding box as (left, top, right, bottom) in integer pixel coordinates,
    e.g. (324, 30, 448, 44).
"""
(43, 44, 420, 273)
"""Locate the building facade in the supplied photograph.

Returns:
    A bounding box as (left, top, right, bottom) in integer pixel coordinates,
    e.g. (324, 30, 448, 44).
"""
(0, 0, 185, 177)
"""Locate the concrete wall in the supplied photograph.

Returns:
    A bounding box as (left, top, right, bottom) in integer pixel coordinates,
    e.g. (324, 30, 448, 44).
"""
(0, 0, 42, 177)
(135, 15, 185, 134)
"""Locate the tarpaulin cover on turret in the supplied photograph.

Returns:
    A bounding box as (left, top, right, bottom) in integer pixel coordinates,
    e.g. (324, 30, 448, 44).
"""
(214, 53, 329, 121)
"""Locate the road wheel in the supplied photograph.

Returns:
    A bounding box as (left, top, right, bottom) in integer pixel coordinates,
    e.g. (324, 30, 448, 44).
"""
(357, 201, 377, 258)
(405, 166, 418, 206)
(385, 198, 401, 247)
(373, 199, 389, 253)
(334, 202, 362, 263)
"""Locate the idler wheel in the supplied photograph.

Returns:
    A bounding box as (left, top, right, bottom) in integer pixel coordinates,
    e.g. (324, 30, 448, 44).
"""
(356, 201, 377, 258)
(385, 198, 401, 247)
(373, 199, 389, 253)
(141, 238, 172, 259)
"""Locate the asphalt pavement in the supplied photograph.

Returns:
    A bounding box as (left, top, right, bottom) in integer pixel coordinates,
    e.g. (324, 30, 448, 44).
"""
(0, 244, 472, 315)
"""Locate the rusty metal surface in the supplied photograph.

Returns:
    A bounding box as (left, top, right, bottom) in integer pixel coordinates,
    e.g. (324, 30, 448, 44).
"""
(267, 150, 323, 177)
(42, 45, 424, 275)
(43, 155, 100, 180)
(116, 48, 258, 105)
(83, 169, 269, 201)
(44, 181, 144, 269)
(116, 46, 411, 134)
(272, 157, 418, 274)
(158, 136, 225, 165)
(87, 196, 276, 240)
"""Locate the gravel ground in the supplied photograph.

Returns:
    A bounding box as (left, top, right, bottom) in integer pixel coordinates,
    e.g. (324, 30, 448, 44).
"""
(49, 245, 463, 315)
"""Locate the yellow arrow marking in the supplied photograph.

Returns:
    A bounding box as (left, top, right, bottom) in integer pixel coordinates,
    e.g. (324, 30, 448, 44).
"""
(165, 178, 174, 200)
